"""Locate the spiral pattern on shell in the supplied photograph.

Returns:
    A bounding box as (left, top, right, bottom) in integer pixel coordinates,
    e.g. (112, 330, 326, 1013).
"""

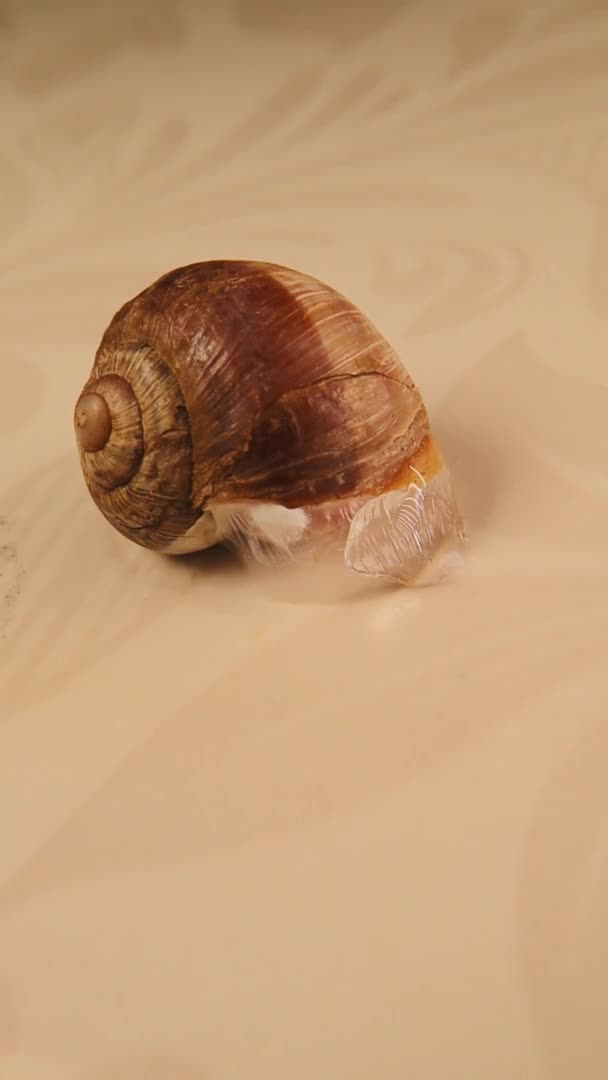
(74, 345, 200, 549)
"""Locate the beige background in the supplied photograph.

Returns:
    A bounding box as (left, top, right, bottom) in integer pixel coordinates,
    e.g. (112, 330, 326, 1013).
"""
(2, 1, 608, 1077)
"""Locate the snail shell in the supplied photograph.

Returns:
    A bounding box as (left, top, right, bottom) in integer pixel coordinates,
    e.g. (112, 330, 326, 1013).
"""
(74, 260, 466, 584)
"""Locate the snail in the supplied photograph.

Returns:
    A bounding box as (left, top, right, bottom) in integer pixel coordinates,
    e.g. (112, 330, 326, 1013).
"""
(73, 260, 466, 585)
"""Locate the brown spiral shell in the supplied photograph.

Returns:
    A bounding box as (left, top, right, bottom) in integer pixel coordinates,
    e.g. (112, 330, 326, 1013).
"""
(74, 260, 431, 552)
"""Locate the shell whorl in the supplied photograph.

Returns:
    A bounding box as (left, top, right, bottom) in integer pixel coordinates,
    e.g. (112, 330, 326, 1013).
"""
(74, 345, 200, 549)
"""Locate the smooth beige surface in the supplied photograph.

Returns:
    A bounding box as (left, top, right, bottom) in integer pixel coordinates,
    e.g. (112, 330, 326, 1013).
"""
(2, 1, 608, 1077)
